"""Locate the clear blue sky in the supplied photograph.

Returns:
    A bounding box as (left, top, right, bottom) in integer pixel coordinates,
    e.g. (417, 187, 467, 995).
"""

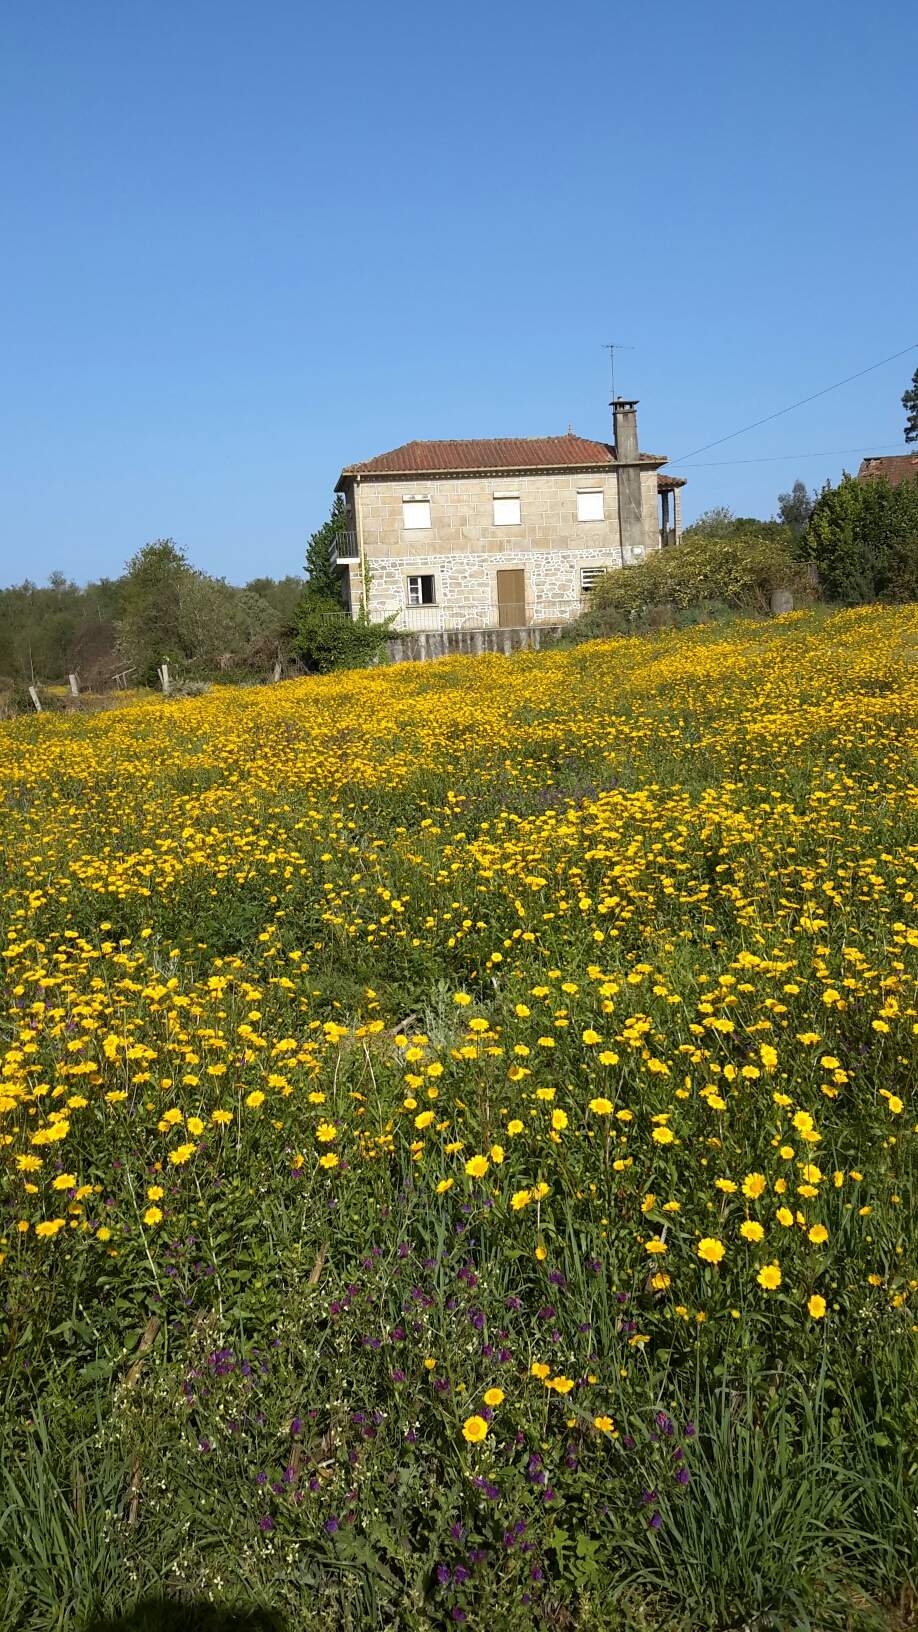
(1, 0, 916, 586)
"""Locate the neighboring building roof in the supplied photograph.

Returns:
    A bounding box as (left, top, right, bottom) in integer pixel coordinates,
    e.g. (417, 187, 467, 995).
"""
(857, 454, 918, 488)
(657, 473, 686, 490)
(337, 434, 667, 483)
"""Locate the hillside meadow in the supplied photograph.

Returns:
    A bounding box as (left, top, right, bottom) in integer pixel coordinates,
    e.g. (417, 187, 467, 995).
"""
(1, 607, 918, 1631)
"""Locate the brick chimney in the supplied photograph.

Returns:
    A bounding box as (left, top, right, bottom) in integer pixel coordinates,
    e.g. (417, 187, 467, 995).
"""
(611, 398, 644, 560)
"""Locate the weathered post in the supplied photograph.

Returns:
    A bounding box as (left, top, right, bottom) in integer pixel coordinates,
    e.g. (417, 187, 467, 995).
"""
(68, 673, 79, 696)
(272, 660, 282, 683)
(158, 662, 171, 694)
(770, 589, 794, 615)
(28, 686, 42, 712)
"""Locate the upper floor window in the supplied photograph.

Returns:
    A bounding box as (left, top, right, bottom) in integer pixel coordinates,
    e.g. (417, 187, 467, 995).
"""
(402, 498, 431, 529)
(577, 489, 605, 522)
(493, 495, 521, 526)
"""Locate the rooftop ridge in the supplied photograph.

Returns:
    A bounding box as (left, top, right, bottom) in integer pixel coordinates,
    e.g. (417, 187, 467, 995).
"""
(336, 432, 669, 484)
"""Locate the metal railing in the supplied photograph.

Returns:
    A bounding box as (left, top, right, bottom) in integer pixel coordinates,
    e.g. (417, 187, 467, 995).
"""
(389, 603, 568, 634)
(393, 603, 489, 633)
(329, 531, 360, 568)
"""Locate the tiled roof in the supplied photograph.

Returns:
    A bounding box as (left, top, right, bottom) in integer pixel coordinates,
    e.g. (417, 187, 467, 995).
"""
(857, 455, 918, 488)
(657, 473, 687, 490)
(338, 435, 667, 480)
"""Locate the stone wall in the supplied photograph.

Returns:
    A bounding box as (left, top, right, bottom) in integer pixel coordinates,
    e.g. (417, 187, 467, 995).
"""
(343, 467, 661, 627)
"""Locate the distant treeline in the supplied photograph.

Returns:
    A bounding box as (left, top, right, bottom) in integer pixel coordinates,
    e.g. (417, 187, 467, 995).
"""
(0, 545, 306, 691)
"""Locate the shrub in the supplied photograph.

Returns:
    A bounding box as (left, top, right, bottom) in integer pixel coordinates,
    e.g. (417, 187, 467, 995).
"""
(293, 594, 394, 673)
(802, 472, 918, 604)
(589, 531, 808, 618)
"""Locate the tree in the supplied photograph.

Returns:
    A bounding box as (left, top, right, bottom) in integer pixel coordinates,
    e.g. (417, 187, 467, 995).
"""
(304, 495, 348, 601)
(776, 479, 814, 532)
(118, 539, 192, 683)
(245, 576, 305, 625)
(0, 574, 88, 682)
(903, 366, 918, 444)
(801, 471, 918, 603)
(683, 506, 736, 538)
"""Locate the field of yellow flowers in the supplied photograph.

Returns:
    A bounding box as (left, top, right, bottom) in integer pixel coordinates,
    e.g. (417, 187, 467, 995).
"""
(2, 607, 918, 1631)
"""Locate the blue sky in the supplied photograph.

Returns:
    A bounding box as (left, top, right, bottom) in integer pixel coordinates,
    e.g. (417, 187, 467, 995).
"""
(1, 0, 915, 586)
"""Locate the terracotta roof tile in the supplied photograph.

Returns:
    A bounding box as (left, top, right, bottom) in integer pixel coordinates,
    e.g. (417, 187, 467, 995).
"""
(338, 435, 666, 480)
(857, 455, 918, 488)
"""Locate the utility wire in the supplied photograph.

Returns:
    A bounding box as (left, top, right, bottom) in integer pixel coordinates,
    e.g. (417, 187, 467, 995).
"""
(674, 342, 918, 463)
(677, 442, 913, 469)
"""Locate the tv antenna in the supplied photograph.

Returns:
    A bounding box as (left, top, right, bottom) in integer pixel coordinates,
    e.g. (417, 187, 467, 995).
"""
(603, 342, 634, 406)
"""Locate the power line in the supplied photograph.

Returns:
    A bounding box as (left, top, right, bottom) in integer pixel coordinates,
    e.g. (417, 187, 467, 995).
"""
(676, 442, 913, 469)
(674, 341, 918, 463)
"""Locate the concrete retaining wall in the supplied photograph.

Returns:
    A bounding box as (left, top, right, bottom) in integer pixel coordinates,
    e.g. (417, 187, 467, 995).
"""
(384, 624, 564, 666)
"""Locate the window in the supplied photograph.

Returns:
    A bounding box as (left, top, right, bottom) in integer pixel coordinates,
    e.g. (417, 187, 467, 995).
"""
(493, 495, 521, 526)
(580, 566, 609, 593)
(577, 489, 605, 522)
(406, 573, 436, 607)
(402, 498, 431, 529)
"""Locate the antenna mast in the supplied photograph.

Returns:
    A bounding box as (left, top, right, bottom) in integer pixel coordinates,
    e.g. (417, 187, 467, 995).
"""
(603, 342, 634, 426)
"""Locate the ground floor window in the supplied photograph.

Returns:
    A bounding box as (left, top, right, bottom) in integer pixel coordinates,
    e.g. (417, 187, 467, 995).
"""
(406, 573, 437, 606)
(580, 566, 609, 592)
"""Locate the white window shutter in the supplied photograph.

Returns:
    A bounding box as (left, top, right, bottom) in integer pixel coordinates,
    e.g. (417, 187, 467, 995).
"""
(577, 490, 604, 522)
(493, 496, 521, 526)
(403, 499, 431, 529)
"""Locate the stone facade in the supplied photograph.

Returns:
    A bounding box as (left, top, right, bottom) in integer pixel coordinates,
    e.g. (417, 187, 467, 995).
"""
(340, 467, 663, 630)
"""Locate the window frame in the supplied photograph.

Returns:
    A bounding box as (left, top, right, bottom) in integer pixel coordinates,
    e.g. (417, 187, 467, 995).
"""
(492, 493, 522, 527)
(577, 488, 605, 523)
(402, 497, 432, 530)
(406, 572, 437, 607)
(580, 566, 609, 594)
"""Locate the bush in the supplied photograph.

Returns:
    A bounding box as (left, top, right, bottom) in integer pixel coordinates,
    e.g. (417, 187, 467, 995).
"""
(293, 594, 394, 673)
(589, 531, 808, 618)
(802, 473, 918, 604)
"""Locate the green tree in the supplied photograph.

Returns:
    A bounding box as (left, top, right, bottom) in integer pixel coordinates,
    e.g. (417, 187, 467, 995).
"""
(683, 505, 736, 538)
(304, 495, 348, 601)
(176, 574, 276, 669)
(776, 479, 814, 533)
(117, 539, 192, 683)
(903, 365, 918, 444)
(802, 471, 918, 602)
(683, 508, 793, 544)
(0, 574, 86, 682)
(244, 576, 305, 625)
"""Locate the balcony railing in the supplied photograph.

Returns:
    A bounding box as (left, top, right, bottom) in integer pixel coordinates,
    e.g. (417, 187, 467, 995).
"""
(329, 530, 360, 568)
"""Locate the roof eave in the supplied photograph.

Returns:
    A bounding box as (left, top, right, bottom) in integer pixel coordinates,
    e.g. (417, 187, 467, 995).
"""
(337, 455, 668, 486)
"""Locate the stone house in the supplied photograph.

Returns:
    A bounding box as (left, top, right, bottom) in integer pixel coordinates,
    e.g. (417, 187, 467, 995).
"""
(333, 400, 685, 632)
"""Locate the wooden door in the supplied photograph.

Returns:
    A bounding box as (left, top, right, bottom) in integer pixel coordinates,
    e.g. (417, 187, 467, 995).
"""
(496, 568, 526, 628)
